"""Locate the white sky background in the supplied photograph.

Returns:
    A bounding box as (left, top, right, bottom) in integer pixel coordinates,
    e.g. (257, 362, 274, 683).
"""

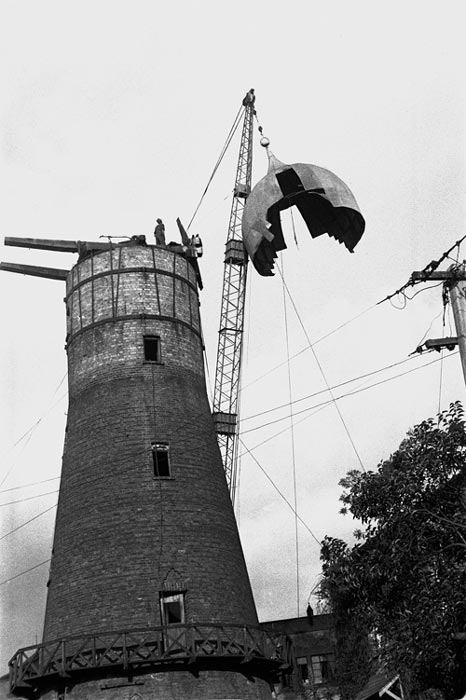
(1, 0, 465, 673)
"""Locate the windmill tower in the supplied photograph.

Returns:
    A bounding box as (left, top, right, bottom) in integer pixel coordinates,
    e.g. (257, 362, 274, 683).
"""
(3, 235, 288, 699)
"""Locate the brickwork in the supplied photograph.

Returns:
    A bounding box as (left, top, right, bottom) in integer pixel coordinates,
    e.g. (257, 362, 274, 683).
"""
(38, 669, 271, 700)
(65, 245, 200, 341)
(35, 242, 271, 699)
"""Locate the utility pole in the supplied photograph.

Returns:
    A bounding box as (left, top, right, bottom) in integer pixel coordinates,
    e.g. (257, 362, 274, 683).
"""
(411, 264, 466, 387)
(447, 264, 466, 386)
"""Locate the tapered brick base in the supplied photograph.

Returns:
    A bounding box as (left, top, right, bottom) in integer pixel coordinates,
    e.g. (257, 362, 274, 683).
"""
(38, 669, 272, 700)
(9, 241, 282, 700)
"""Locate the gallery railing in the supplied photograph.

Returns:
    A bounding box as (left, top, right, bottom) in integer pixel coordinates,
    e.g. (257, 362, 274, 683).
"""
(9, 623, 292, 695)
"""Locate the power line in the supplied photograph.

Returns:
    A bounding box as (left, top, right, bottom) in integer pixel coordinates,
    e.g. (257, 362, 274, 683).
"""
(240, 401, 330, 459)
(240, 365, 380, 459)
(0, 388, 67, 488)
(0, 490, 59, 507)
(0, 504, 57, 540)
(0, 476, 60, 494)
(415, 309, 444, 349)
(404, 281, 444, 301)
(241, 302, 377, 392)
(241, 351, 458, 436)
(0, 559, 51, 587)
(242, 353, 420, 423)
(378, 234, 466, 306)
(0, 381, 67, 461)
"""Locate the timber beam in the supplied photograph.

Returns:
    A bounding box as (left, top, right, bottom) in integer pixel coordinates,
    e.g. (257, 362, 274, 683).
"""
(5, 237, 80, 252)
(4, 237, 113, 255)
(0, 262, 68, 281)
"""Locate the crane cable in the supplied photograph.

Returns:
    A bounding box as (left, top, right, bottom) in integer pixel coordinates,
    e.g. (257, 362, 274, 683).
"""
(187, 105, 244, 230)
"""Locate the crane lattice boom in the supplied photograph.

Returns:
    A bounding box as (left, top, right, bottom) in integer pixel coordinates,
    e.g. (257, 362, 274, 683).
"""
(213, 91, 255, 506)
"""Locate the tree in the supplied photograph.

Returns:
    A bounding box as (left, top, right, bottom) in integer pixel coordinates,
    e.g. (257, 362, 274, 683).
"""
(319, 402, 466, 700)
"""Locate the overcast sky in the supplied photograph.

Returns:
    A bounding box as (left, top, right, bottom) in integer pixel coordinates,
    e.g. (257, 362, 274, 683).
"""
(1, 0, 465, 674)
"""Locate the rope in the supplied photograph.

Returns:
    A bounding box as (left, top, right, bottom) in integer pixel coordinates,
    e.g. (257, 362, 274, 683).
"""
(239, 438, 321, 546)
(276, 264, 366, 472)
(290, 207, 299, 248)
(200, 317, 214, 405)
(236, 272, 253, 526)
(280, 255, 300, 615)
(187, 105, 244, 230)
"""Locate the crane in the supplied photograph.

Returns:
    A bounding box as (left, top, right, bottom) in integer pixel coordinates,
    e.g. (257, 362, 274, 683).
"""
(211, 89, 366, 507)
(212, 89, 256, 506)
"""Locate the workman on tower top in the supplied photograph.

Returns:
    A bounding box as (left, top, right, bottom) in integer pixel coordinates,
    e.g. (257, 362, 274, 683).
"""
(154, 218, 166, 246)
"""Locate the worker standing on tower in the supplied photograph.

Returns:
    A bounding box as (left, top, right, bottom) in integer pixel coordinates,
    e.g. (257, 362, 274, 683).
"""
(154, 218, 166, 245)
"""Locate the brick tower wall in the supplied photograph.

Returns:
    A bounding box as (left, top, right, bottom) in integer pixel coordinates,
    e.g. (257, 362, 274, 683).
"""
(37, 669, 271, 700)
(42, 242, 260, 641)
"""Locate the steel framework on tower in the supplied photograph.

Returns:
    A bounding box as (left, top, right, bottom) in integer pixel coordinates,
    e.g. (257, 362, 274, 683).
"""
(212, 90, 255, 506)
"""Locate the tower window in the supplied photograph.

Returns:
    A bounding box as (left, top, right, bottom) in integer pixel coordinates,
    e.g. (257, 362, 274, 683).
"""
(160, 592, 185, 625)
(151, 442, 170, 477)
(144, 335, 161, 362)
